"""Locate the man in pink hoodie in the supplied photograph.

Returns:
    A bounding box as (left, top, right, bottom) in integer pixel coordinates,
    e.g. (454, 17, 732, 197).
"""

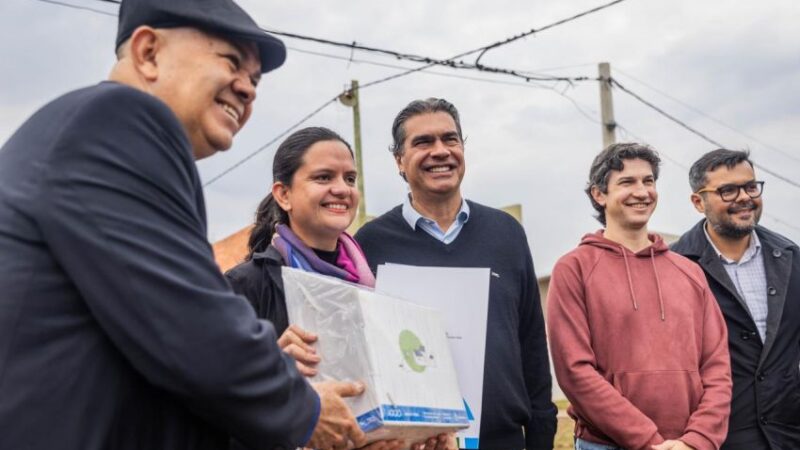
(547, 143, 732, 450)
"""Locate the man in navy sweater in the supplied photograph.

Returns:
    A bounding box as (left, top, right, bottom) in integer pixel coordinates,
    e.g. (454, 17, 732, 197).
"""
(355, 98, 557, 450)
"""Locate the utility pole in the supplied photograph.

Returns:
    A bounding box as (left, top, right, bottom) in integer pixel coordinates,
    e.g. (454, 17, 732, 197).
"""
(598, 62, 617, 148)
(338, 80, 366, 229)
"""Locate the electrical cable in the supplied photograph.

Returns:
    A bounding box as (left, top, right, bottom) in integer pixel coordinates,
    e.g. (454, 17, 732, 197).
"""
(258, 29, 590, 84)
(41, 0, 599, 87)
(256, 1, 624, 89)
(37, 0, 599, 185)
(288, 46, 563, 90)
(473, 0, 628, 65)
(617, 123, 689, 170)
(514, 62, 597, 79)
(612, 79, 800, 190)
(36, 0, 798, 197)
(263, 0, 626, 70)
(202, 97, 338, 187)
(39, 0, 596, 85)
(84, 0, 626, 72)
(204, 54, 594, 187)
(32, 0, 116, 16)
(613, 67, 800, 164)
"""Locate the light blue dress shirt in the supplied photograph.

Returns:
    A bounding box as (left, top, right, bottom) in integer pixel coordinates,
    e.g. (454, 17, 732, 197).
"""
(704, 223, 769, 343)
(401, 195, 470, 244)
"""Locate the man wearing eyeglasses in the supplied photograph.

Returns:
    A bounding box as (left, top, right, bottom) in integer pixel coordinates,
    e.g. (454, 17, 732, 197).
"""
(672, 149, 800, 450)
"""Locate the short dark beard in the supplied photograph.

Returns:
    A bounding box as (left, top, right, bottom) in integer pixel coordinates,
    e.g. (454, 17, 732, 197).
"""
(712, 219, 754, 239)
(709, 201, 760, 239)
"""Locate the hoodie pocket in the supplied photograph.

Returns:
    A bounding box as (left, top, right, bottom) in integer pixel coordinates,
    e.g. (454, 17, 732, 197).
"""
(612, 370, 703, 437)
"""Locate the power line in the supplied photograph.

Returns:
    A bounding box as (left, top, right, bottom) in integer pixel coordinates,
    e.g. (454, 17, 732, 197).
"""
(202, 97, 338, 187)
(42, 0, 598, 87)
(32, 0, 800, 230)
(514, 62, 597, 78)
(33, 0, 116, 16)
(617, 122, 689, 170)
(288, 45, 605, 128)
(80, 0, 625, 72)
(42, 0, 597, 86)
(613, 79, 725, 146)
(204, 51, 595, 187)
(474, 0, 628, 65)
(612, 79, 800, 190)
(355, 51, 593, 93)
(613, 67, 800, 164)
(552, 89, 602, 125)
(288, 46, 562, 90)
(259, 1, 624, 89)
(42, 0, 599, 184)
(266, 26, 592, 85)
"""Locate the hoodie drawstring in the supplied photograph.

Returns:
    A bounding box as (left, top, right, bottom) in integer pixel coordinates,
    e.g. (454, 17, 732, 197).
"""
(620, 245, 666, 321)
(620, 246, 639, 311)
(650, 247, 666, 321)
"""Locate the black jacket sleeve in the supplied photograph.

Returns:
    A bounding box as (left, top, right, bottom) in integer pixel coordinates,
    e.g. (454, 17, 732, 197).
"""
(34, 85, 319, 449)
(226, 256, 291, 336)
(226, 260, 265, 312)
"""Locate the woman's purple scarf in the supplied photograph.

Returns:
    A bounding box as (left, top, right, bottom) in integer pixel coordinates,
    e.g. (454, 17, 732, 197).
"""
(271, 224, 375, 287)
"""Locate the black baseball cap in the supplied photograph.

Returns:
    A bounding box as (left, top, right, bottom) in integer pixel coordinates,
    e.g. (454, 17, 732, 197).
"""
(116, 0, 286, 73)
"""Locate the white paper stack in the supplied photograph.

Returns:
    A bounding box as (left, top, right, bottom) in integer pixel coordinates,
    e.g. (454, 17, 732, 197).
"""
(375, 264, 490, 450)
(282, 267, 469, 446)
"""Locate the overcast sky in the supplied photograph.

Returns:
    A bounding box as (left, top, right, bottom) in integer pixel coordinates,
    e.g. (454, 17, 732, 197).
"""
(2, 0, 798, 274)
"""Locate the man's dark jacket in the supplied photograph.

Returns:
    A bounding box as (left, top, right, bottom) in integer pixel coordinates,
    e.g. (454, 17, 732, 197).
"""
(0, 83, 318, 450)
(672, 221, 800, 450)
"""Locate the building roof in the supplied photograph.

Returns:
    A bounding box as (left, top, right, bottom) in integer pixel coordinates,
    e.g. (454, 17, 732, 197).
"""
(212, 225, 253, 272)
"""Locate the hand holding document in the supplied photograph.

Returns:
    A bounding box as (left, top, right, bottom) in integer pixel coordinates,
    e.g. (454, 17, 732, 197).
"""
(278, 324, 321, 377)
(308, 380, 368, 450)
(283, 268, 470, 449)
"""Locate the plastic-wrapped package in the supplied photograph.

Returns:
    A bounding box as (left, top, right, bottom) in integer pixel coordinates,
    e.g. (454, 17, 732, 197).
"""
(282, 268, 469, 446)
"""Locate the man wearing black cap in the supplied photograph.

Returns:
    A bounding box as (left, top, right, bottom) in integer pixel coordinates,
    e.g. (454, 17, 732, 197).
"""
(0, 1, 367, 449)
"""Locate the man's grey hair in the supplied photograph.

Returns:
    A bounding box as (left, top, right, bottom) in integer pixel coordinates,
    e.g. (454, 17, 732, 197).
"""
(389, 98, 463, 157)
(689, 149, 754, 192)
(585, 142, 661, 226)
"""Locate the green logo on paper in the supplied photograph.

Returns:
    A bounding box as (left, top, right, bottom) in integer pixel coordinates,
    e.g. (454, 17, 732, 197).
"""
(399, 329, 430, 373)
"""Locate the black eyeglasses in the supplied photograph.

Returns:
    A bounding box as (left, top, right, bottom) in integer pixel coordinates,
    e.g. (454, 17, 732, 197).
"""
(696, 180, 765, 202)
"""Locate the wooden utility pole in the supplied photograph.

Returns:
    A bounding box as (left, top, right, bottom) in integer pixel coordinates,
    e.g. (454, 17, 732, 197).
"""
(338, 80, 366, 229)
(598, 62, 617, 148)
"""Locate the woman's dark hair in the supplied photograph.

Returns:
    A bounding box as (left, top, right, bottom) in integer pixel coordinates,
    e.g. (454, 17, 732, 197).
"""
(246, 127, 353, 260)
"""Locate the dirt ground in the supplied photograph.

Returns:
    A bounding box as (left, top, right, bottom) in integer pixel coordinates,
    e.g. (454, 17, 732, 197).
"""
(554, 399, 575, 450)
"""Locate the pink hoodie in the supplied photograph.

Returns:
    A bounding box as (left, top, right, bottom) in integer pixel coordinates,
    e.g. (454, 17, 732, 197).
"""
(547, 231, 731, 450)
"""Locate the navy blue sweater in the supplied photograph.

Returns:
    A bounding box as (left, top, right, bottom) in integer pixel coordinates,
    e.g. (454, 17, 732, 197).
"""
(355, 201, 557, 450)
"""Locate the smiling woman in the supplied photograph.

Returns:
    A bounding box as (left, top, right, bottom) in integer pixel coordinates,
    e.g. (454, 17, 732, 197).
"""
(224, 127, 375, 376)
(224, 128, 456, 450)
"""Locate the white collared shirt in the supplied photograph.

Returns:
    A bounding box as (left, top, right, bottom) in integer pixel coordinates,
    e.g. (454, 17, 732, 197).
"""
(704, 222, 769, 343)
(401, 195, 470, 245)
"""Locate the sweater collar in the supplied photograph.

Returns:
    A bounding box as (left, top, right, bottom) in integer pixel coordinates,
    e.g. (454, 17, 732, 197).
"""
(401, 193, 470, 231)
